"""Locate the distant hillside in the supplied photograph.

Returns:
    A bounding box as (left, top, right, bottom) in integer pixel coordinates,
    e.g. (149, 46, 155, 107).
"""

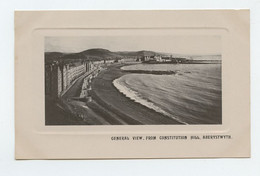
(45, 52, 65, 59)
(79, 48, 122, 58)
(45, 48, 221, 62)
(45, 52, 71, 63)
(45, 49, 178, 62)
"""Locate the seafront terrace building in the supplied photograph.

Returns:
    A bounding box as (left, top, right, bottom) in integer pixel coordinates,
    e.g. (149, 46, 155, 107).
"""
(45, 56, 117, 99)
(45, 59, 95, 99)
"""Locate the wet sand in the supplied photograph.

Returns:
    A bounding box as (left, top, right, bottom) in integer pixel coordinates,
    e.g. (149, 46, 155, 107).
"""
(90, 64, 183, 125)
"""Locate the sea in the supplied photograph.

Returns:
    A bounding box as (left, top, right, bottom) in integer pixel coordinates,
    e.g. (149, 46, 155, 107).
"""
(113, 62, 222, 124)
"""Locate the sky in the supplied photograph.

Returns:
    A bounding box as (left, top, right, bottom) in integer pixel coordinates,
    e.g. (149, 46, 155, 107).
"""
(45, 35, 221, 55)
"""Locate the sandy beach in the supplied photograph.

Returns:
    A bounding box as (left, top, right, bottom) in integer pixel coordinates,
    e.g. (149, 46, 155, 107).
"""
(89, 63, 183, 125)
(46, 63, 183, 125)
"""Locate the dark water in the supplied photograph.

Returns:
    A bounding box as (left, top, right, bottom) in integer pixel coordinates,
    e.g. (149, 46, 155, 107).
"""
(113, 63, 222, 124)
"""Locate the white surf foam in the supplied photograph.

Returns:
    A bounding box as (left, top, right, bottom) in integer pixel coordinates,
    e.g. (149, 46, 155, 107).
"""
(113, 78, 187, 124)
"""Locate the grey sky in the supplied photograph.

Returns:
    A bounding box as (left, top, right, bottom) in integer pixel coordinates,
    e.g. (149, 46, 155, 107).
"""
(45, 35, 221, 55)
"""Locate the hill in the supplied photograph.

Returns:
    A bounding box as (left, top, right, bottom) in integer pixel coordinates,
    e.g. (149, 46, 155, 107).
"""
(45, 52, 70, 63)
(45, 52, 66, 59)
(44, 49, 188, 63)
(45, 48, 221, 62)
(79, 48, 123, 58)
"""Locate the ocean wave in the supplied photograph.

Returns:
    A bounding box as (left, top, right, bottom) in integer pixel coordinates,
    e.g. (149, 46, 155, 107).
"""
(113, 78, 188, 124)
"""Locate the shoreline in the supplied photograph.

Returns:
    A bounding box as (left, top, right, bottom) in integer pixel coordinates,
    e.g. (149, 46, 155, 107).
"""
(90, 63, 183, 125)
(45, 63, 184, 125)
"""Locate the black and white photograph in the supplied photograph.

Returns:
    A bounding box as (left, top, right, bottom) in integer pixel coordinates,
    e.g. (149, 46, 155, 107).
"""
(14, 9, 251, 161)
(45, 35, 222, 125)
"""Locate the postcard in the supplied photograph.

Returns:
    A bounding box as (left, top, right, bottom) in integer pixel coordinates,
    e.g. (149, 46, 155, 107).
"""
(15, 10, 250, 159)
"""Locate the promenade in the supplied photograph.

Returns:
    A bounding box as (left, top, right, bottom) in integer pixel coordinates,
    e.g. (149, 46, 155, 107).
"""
(46, 64, 183, 125)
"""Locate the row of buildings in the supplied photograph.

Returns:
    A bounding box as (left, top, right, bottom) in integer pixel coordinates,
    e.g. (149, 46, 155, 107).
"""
(45, 59, 104, 99)
(45, 54, 190, 99)
(45, 54, 140, 100)
(139, 55, 187, 63)
(140, 55, 222, 64)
